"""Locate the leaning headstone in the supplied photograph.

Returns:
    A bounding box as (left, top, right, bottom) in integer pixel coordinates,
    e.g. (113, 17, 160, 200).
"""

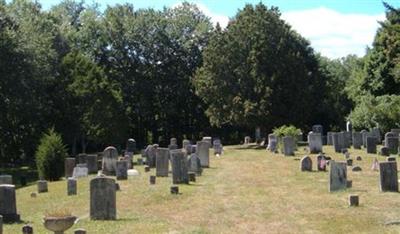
(379, 161, 398, 192)
(37, 180, 48, 193)
(282, 136, 295, 156)
(22, 225, 33, 234)
(327, 132, 333, 145)
(317, 154, 327, 171)
(65, 157, 76, 178)
(0, 175, 12, 185)
(86, 154, 98, 174)
(187, 153, 202, 176)
(0, 185, 20, 222)
(329, 161, 347, 192)
(102, 146, 118, 176)
(380, 147, 390, 156)
(170, 150, 189, 184)
(116, 160, 128, 180)
(156, 148, 169, 177)
(72, 166, 88, 178)
(197, 141, 210, 167)
(67, 177, 77, 196)
(352, 132, 362, 149)
(300, 156, 312, 171)
(90, 176, 116, 220)
(366, 136, 377, 154)
(308, 133, 322, 154)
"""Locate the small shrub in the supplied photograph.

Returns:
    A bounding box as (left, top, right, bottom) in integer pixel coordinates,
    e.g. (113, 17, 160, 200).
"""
(272, 125, 302, 149)
(35, 128, 67, 181)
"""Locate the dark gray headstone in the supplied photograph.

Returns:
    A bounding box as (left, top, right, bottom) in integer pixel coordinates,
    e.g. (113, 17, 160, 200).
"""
(65, 157, 76, 178)
(380, 147, 390, 156)
(102, 146, 118, 176)
(379, 161, 398, 192)
(86, 154, 98, 174)
(116, 160, 128, 180)
(170, 150, 189, 184)
(385, 137, 399, 154)
(300, 156, 312, 171)
(37, 180, 48, 193)
(348, 194, 359, 206)
(90, 176, 116, 220)
(366, 136, 377, 154)
(332, 132, 344, 153)
(67, 177, 77, 196)
(312, 125, 323, 134)
(327, 132, 333, 145)
(197, 141, 210, 167)
(213, 140, 223, 155)
(0, 185, 20, 223)
(352, 132, 362, 149)
(187, 153, 202, 176)
(343, 131, 351, 148)
(308, 133, 322, 154)
(329, 161, 347, 192)
(282, 136, 295, 156)
(156, 148, 169, 177)
(74, 228, 87, 234)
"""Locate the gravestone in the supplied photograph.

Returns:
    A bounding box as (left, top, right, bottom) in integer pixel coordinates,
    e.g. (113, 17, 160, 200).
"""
(0, 185, 20, 222)
(102, 146, 118, 176)
(0, 175, 12, 185)
(149, 175, 156, 185)
(282, 136, 295, 156)
(73, 166, 88, 178)
(332, 132, 344, 153)
(197, 141, 210, 167)
(116, 160, 128, 180)
(126, 138, 136, 153)
(170, 150, 189, 184)
(312, 125, 323, 135)
(187, 153, 202, 176)
(267, 134, 277, 152)
(86, 154, 98, 174)
(244, 136, 251, 144)
(37, 180, 48, 193)
(366, 136, 377, 154)
(346, 121, 352, 132)
(90, 176, 116, 220)
(202, 137, 212, 147)
(327, 132, 333, 145)
(352, 166, 362, 171)
(329, 161, 347, 192)
(182, 140, 191, 154)
(348, 195, 359, 207)
(188, 172, 196, 182)
(347, 159, 353, 166)
(145, 144, 158, 168)
(308, 133, 322, 154)
(300, 156, 312, 171)
(380, 147, 390, 156)
(156, 148, 169, 177)
(67, 177, 77, 196)
(77, 153, 87, 164)
(213, 139, 223, 155)
(371, 127, 381, 143)
(317, 154, 327, 171)
(385, 137, 399, 154)
(352, 132, 362, 149)
(168, 144, 178, 150)
(170, 186, 179, 194)
(379, 161, 398, 192)
(360, 130, 368, 148)
(65, 158, 76, 178)
(343, 131, 351, 148)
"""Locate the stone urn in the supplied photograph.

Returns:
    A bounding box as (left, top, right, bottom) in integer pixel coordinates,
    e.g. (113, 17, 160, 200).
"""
(43, 216, 78, 234)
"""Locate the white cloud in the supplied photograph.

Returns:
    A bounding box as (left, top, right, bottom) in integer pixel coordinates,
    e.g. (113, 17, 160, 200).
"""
(282, 7, 385, 58)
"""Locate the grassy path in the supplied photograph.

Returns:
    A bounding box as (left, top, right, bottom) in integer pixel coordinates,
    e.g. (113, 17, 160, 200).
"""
(5, 145, 400, 233)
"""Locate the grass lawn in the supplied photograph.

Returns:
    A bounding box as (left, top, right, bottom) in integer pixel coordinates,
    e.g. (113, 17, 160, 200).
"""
(4, 145, 400, 233)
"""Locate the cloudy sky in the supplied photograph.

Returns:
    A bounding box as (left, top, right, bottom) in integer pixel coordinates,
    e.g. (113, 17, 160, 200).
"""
(34, 0, 399, 58)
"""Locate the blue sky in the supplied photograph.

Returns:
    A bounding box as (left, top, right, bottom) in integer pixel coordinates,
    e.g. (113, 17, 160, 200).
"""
(22, 0, 400, 58)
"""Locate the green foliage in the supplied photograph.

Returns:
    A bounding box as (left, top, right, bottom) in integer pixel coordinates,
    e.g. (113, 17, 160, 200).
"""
(194, 3, 326, 130)
(348, 95, 400, 132)
(35, 129, 67, 181)
(272, 125, 301, 139)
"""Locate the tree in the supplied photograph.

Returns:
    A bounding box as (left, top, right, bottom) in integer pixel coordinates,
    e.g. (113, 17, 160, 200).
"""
(194, 3, 326, 132)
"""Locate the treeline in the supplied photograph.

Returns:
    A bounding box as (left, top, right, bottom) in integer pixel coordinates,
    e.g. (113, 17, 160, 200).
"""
(0, 0, 399, 164)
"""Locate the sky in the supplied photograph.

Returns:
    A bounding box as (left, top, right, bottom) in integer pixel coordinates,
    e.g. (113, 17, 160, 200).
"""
(31, 0, 400, 58)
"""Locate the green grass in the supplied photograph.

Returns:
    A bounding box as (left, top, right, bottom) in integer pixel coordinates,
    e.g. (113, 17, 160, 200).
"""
(4, 145, 400, 233)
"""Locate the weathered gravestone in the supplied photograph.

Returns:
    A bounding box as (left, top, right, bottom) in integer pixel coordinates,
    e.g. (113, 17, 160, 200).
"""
(90, 176, 116, 220)
(332, 132, 344, 153)
(170, 150, 189, 184)
(308, 133, 322, 154)
(156, 148, 169, 177)
(102, 146, 118, 176)
(360, 130, 368, 148)
(213, 139, 223, 155)
(65, 157, 76, 178)
(348, 194, 359, 207)
(379, 161, 398, 192)
(312, 125, 323, 135)
(391, 129, 400, 137)
(116, 160, 128, 180)
(0, 185, 20, 222)
(343, 131, 351, 148)
(329, 161, 347, 192)
(327, 132, 333, 145)
(149, 175, 156, 185)
(197, 141, 210, 167)
(352, 132, 362, 149)
(366, 136, 377, 154)
(187, 153, 202, 176)
(267, 134, 277, 152)
(300, 156, 312, 171)
(86, 154, 98, 174)
(317, 154, 327, 171)
(282, 136, 295, 156)
(182, 140, 191, 154)
(371, 127, 381, 143)
(380, 147, 390, 156)
(67, 177, 77, 196)
(37, 180, 48, 193)
(168, 138, 178, 150)
(385, 134, 399, 154)
(202, 136, 212, 147)
(0, 175, 12, 185)
(126, 138, 136, 153)
(145, 144, 158, 168)
(73, 166, 88, 178)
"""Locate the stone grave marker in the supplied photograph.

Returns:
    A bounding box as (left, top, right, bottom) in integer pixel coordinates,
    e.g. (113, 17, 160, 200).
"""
(170, 150, 189, 184)
(0, 185, 20, 222)
(65, 157, 76, 178)
(102, 146, 118, 175)
(300, 156, 312, 171)
(308, 133, 322, 154)
(156, 148, 169, 177)
(329, 161, 347, 192)
(379, 161, 398, 192)
(332, 132, 344, 153)
(90, 176, 116, 220)
(213, 139, 223, 155)
(327, 132, 333, 145)
(77, 153, 87, 164)
(267, 134, 277, 152)
(116, 160, 128, 180)
(366, 136, 377, 154)
(282, 136, 295, 156)
(73, 166, 88, 178)
(187, 153, 202, 176)
(37, 180, 48, 193)
(67, 177, 77, 196)
(197, 141, 210, 167)
(86, 154, 98, 174)
(202, 136, 212, 146)
(352, 132, 362, 149)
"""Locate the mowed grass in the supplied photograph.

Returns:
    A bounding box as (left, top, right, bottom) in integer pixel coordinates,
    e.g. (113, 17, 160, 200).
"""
(5, 145, 400, 233)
